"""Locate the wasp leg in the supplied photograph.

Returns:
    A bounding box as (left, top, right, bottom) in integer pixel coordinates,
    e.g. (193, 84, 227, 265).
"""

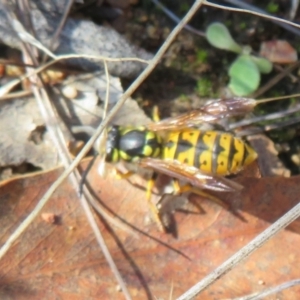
(145, 173, 166, 231)
(152, 105, 161, 122)
(146, 173, 156, 200)
(116, 169, 164, 230)
(171, 180, 203, 213)
(114, 169, 135, 180)
(172, 180, 229, 210)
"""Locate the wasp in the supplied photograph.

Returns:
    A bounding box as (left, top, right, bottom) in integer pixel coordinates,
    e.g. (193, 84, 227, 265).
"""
(104, 97, 258, 229)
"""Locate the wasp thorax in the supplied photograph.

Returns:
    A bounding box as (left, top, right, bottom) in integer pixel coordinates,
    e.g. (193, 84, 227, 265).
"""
(106, 126, 162, 163)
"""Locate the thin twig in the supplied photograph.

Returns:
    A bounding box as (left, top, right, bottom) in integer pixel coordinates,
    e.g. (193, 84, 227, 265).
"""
(78, 191, 133, 300)
(177, 203, 300, 299)
(14, 1, 132, 297)
(253, 61, 300, 98)
(236, 116, 300, 136)
(0, 54, 149, 98)
(255, 93, 300, 105)
(230, 103, 300, 130)
(0, 89, 32, 100)
(151, 0, 205, 37)
(204, 1, 300, 30)
(230, 279, 300, 300)
(102, 60, 110, 120)
(222, 0, 300, 37)
(47, 0, 74, 53)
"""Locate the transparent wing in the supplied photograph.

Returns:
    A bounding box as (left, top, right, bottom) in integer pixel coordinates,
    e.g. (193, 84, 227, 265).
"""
(139, 158, 243, 192)
(147, 97, 256, 131)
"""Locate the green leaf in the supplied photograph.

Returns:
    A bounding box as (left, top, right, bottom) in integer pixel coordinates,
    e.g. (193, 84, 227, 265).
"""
(228, 55, 260, 96)
(250, 56, 273, 74)
(206, 22, 242, 53)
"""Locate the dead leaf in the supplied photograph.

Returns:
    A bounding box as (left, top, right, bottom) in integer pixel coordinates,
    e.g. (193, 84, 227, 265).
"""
(248, 134, 291, 177)
(1, 158, 300, 299)
(259, 40, 298, 64)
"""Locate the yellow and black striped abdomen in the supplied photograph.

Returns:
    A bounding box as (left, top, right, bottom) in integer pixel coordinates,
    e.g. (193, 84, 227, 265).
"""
(163, 129, 257, 176)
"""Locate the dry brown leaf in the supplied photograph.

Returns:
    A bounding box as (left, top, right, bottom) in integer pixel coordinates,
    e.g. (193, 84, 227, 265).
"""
(259, 40, 298, 64)
(248, 134, 291, 177)
(0, 158, 300, 299)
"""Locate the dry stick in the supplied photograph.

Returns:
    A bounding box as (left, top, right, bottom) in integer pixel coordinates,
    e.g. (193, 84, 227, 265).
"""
(255, 93, 300, 105)
(253, 61, 300, 98)
(47, 0, 74, 53)
(102, 60, 110, 120)
(151, 0, 205, 37)
(0, 58, 38, 67)
(0, 0, 206, 260)
(231, 279, 300, 300)
(17, 0, 36, 37)
(32, 66, 134, 300)
(204, 0, 300, 29)
(177, 205, 300, 300)
(13, 5, 132, 297)
(230, 103, 300, 130)
(273, 64, 298, 82)
(74, 64, 139, 236)
(235, 116, 300, 137)
(78, 194, 133, 300)
(175, 4, 300, 299)
(34, 88, 133, 299)
(40, 89, 131, 299)
(222, 0, 300, 37)
(0, 89, 32, 100)
(83, 186, 139, 237)
(230, 92, 300, 132)
(78, 61, 133, 298)
(0, 54, 148, 98)
(0, 67, 141, 227)
(3, 0, 300, 98)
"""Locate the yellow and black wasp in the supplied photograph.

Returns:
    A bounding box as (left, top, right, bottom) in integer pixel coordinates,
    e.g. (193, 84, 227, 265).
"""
(104, 97, 258, 229)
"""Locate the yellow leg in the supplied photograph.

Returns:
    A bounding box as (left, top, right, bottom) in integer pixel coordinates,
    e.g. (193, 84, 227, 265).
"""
(146, 174, 166, 231)
(146, 175, 155, 201)
(115, 168, 164, 230)
(152, 105, 160, 122)
(114, 169, 135, 180)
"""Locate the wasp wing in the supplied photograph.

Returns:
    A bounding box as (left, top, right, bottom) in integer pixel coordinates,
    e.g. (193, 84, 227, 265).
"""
(147, 97, 256, 131)
(139, 158, 243, 192)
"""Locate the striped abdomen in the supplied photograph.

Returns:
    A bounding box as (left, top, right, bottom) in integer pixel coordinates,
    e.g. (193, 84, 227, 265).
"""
(162, 129, 257, 176)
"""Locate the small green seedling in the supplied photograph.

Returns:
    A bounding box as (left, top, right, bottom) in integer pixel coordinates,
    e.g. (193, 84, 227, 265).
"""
(206, 22, 272, 96)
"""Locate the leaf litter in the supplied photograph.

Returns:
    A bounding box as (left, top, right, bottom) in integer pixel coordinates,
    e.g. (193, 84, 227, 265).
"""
(0, 71, 149, 179)
(2, 0, 298, 299)
(1, 158, 300, 299)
